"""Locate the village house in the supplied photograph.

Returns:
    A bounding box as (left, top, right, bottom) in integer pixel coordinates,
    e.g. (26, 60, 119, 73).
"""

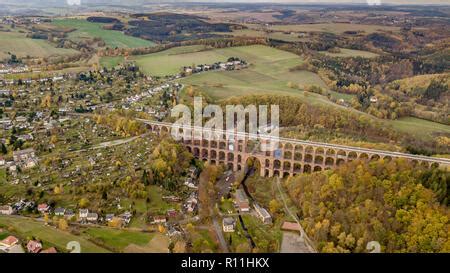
(152, 215, 167, 224)
(0, 236, 19, 251)
(87, 212, 99, 222)
(26, 240, 42, 253)
(105, 214, 115, 222)
(184, 177, 197, 189)
(54, 207, 66, 216)
(281, 221, 301, 232)
(166, 209, 177, 219)
(37, 203, 50, 213)
(184, 193, 198, 213)
(0, 205, 14, 215)
(222, 217, 236, 233)
(64, 209, 75, 219)
(13, 148, 37, 168)
(235, 189, 250, 212)
(79, 209, 89, 219)
(253, 203, 272, 224)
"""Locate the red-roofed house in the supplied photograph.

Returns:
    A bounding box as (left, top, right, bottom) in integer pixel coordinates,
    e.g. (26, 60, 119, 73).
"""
(26, 240, 42, 253)
(37, 203, 50, 213)
(0, 236, 19, 249)
(281, 221, 301, 232)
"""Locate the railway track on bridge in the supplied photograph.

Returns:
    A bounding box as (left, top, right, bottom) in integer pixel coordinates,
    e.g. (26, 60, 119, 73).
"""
(138, 119, 450, 167)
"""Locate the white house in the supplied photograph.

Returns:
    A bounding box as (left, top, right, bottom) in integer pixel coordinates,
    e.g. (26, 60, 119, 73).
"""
(253, 203, 272, 224)
(222, 217, 236, 233)
(87, 212, 98, 222)
(0, 205, 14, 215)
(79, 209, 89, 219)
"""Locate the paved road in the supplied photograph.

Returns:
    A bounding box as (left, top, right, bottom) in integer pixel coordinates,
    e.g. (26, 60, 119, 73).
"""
(212, 217, 229, 253)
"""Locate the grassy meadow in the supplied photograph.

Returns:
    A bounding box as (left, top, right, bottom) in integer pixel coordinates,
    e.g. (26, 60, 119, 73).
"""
(0, 216, 110, 253)
(319, 48, 379, 58)
(0, 30, 78, 60)
(52, 19, 155, 48)
(253, 23, 400, 34)
(134, 45, 335, 105)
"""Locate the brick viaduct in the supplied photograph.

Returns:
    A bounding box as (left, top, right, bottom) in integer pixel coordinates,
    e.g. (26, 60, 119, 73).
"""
(140, 120, 450, 178)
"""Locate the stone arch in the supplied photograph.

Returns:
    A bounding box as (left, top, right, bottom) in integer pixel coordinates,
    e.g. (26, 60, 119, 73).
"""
(283, 161, 291, 171)
(325, 157, 334, 166)
(264, 169, 269, 177)
(295, 145, 303, 152)
(294, 163, 302, 173)
(238, 164, 242, 171)
(265, 159, 271, 168)
(383, 156, 392, 162)
(303, 164, 312, 173)
(283, 172, 290, 178)
(210, 141, 217, 148)
(227, 162, 234, 170)
(294, 152, 302, 161)
(284, 143, 294, 151)
(187, 146, 192, 153)
(210, 150, 217, 159)
(326, 149, 336, 156)
(313, 166, 322, 172)
(314, 155, 324, 165)
(201, 149, 208, 158)
(336, 158, 345, 166)
(431, 162, 439, 169)
(219, 151, 225, 161)
(274, 160, 281, 169)
(315, 147, 325, 155)
(194, 139, 201, 146)
(370, 154, 380, 161)
(245, 156, 262, 172)
(284, 151, 292, 160)
(202, 139, 209, 147)
(227, 152, 234, 162)
(237, 154, 242, 163)
(337, 150, 346, 158)
(219, 141, 226, 149)
(273, 170, 281, 178)
(305, 146, 314, 154)
(359, 153, 369, 160)
(193, 147, 200, 157)
(348, 151, 358, 160)
(161, 126, 169, 134)
(304, 154, 313, 163)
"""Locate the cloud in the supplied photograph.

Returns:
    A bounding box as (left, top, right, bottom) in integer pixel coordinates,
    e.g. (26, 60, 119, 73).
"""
(67, 0, 81, 6)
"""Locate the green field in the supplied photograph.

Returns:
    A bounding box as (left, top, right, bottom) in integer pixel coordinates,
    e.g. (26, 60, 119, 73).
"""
(52, 19, 155, 48)
(389, 117, 450, 141)
(0, 30, 78, 60)
(252, 23, 400, 34)
(134, 45, 334, 104)
(84, 227, 154, 251)
(0, 216, 109, 253)
(319, 48, 379, 58)
(100, 56, 125, 68)
(214, 29, 308, 42)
